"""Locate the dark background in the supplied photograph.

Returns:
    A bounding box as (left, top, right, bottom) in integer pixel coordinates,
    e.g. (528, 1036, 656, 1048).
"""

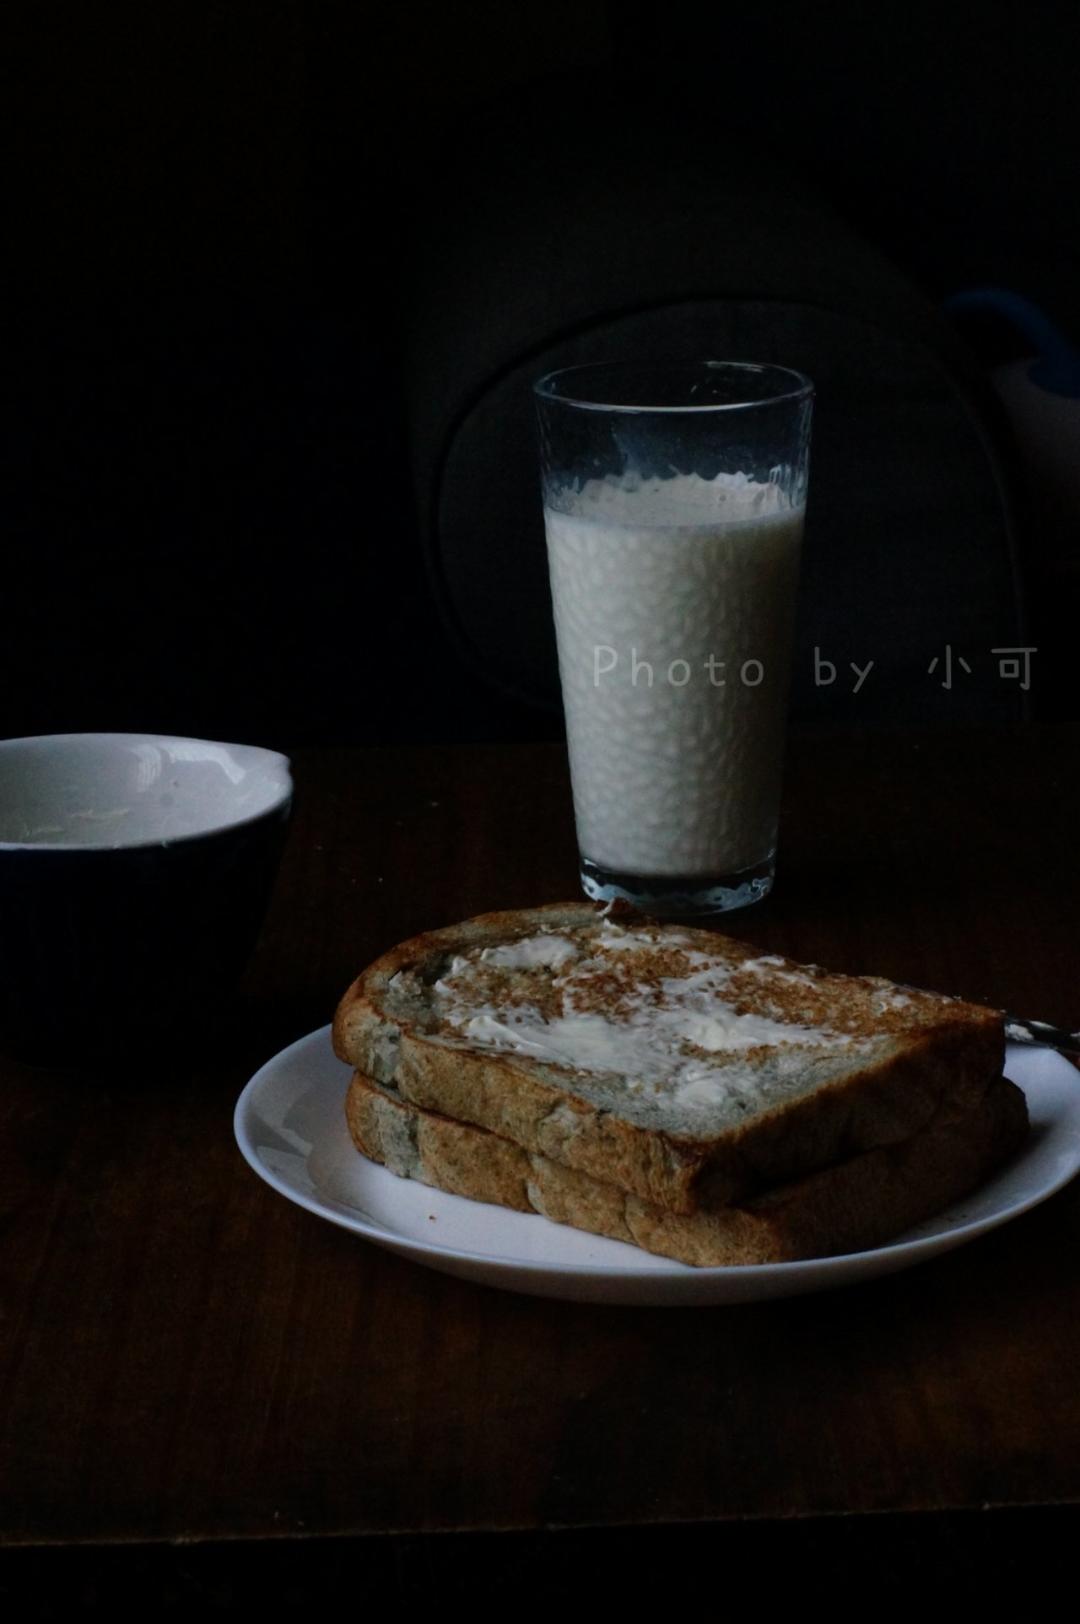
(6, 0, 1079, 749)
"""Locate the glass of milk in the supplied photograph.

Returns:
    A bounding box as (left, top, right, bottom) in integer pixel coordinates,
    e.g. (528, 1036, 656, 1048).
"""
(534, 360, 813, 917)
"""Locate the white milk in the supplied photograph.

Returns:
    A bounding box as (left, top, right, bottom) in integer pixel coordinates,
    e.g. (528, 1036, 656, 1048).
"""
(544, 472, 803, 878)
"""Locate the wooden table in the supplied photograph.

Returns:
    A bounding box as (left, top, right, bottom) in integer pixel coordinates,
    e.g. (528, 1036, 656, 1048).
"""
(3, 726, 1080, 1605)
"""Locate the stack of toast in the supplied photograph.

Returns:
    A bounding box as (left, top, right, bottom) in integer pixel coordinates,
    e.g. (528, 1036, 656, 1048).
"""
(331, 903, 1028, 1266)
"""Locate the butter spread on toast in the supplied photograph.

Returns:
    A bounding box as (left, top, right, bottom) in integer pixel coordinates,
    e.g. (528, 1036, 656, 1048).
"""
(422, 921, 870, 1111)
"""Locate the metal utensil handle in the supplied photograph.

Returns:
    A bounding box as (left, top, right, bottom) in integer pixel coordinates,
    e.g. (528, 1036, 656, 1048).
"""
(1003, 1015, 1080, 1059)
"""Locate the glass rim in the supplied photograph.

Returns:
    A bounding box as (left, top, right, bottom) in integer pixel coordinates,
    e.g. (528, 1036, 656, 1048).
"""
(533, 359, 814, 414)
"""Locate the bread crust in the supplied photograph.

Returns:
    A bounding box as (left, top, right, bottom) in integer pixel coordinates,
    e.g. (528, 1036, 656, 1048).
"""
(332, 903, 1005, 1214)
(346, 1070, 1029, 1267)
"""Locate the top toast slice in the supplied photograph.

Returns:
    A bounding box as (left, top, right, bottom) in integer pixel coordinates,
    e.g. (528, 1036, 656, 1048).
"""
(332, 902, 1004, 1214)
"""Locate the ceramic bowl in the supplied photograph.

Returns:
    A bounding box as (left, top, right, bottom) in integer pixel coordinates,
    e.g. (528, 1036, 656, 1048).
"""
(0, 733, 293, 1064)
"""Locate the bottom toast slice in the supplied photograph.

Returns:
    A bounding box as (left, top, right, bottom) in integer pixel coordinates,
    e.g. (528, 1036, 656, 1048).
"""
(345, 1070, 1029, 1267)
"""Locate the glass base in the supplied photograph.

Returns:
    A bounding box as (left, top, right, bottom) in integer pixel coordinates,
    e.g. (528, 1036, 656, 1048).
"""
(579, 852, 775, 919)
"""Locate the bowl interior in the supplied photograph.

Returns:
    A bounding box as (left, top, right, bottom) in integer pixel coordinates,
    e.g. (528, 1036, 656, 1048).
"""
(0, 734, 292, 850)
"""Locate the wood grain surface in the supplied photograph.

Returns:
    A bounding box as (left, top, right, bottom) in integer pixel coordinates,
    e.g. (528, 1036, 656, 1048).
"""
(2, 726, 1079, 1560)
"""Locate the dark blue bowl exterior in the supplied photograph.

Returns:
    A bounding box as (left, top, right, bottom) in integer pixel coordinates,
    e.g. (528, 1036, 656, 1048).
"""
(0, 800, 291, 1064)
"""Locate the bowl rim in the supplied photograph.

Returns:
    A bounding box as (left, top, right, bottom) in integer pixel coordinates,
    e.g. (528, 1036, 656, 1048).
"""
(0, 731, 293, 854)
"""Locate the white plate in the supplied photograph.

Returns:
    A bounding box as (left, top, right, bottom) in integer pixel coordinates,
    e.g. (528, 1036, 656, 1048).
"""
(234, 1028, 1080, 1306)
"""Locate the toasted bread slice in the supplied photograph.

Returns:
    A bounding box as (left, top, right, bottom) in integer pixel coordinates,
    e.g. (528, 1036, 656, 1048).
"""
(332, 903, 1005, 1214)
(346, 1070, 1028, 1267)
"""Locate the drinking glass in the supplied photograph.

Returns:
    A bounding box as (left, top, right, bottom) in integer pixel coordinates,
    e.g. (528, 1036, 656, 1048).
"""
(534, 359, 813, 916)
